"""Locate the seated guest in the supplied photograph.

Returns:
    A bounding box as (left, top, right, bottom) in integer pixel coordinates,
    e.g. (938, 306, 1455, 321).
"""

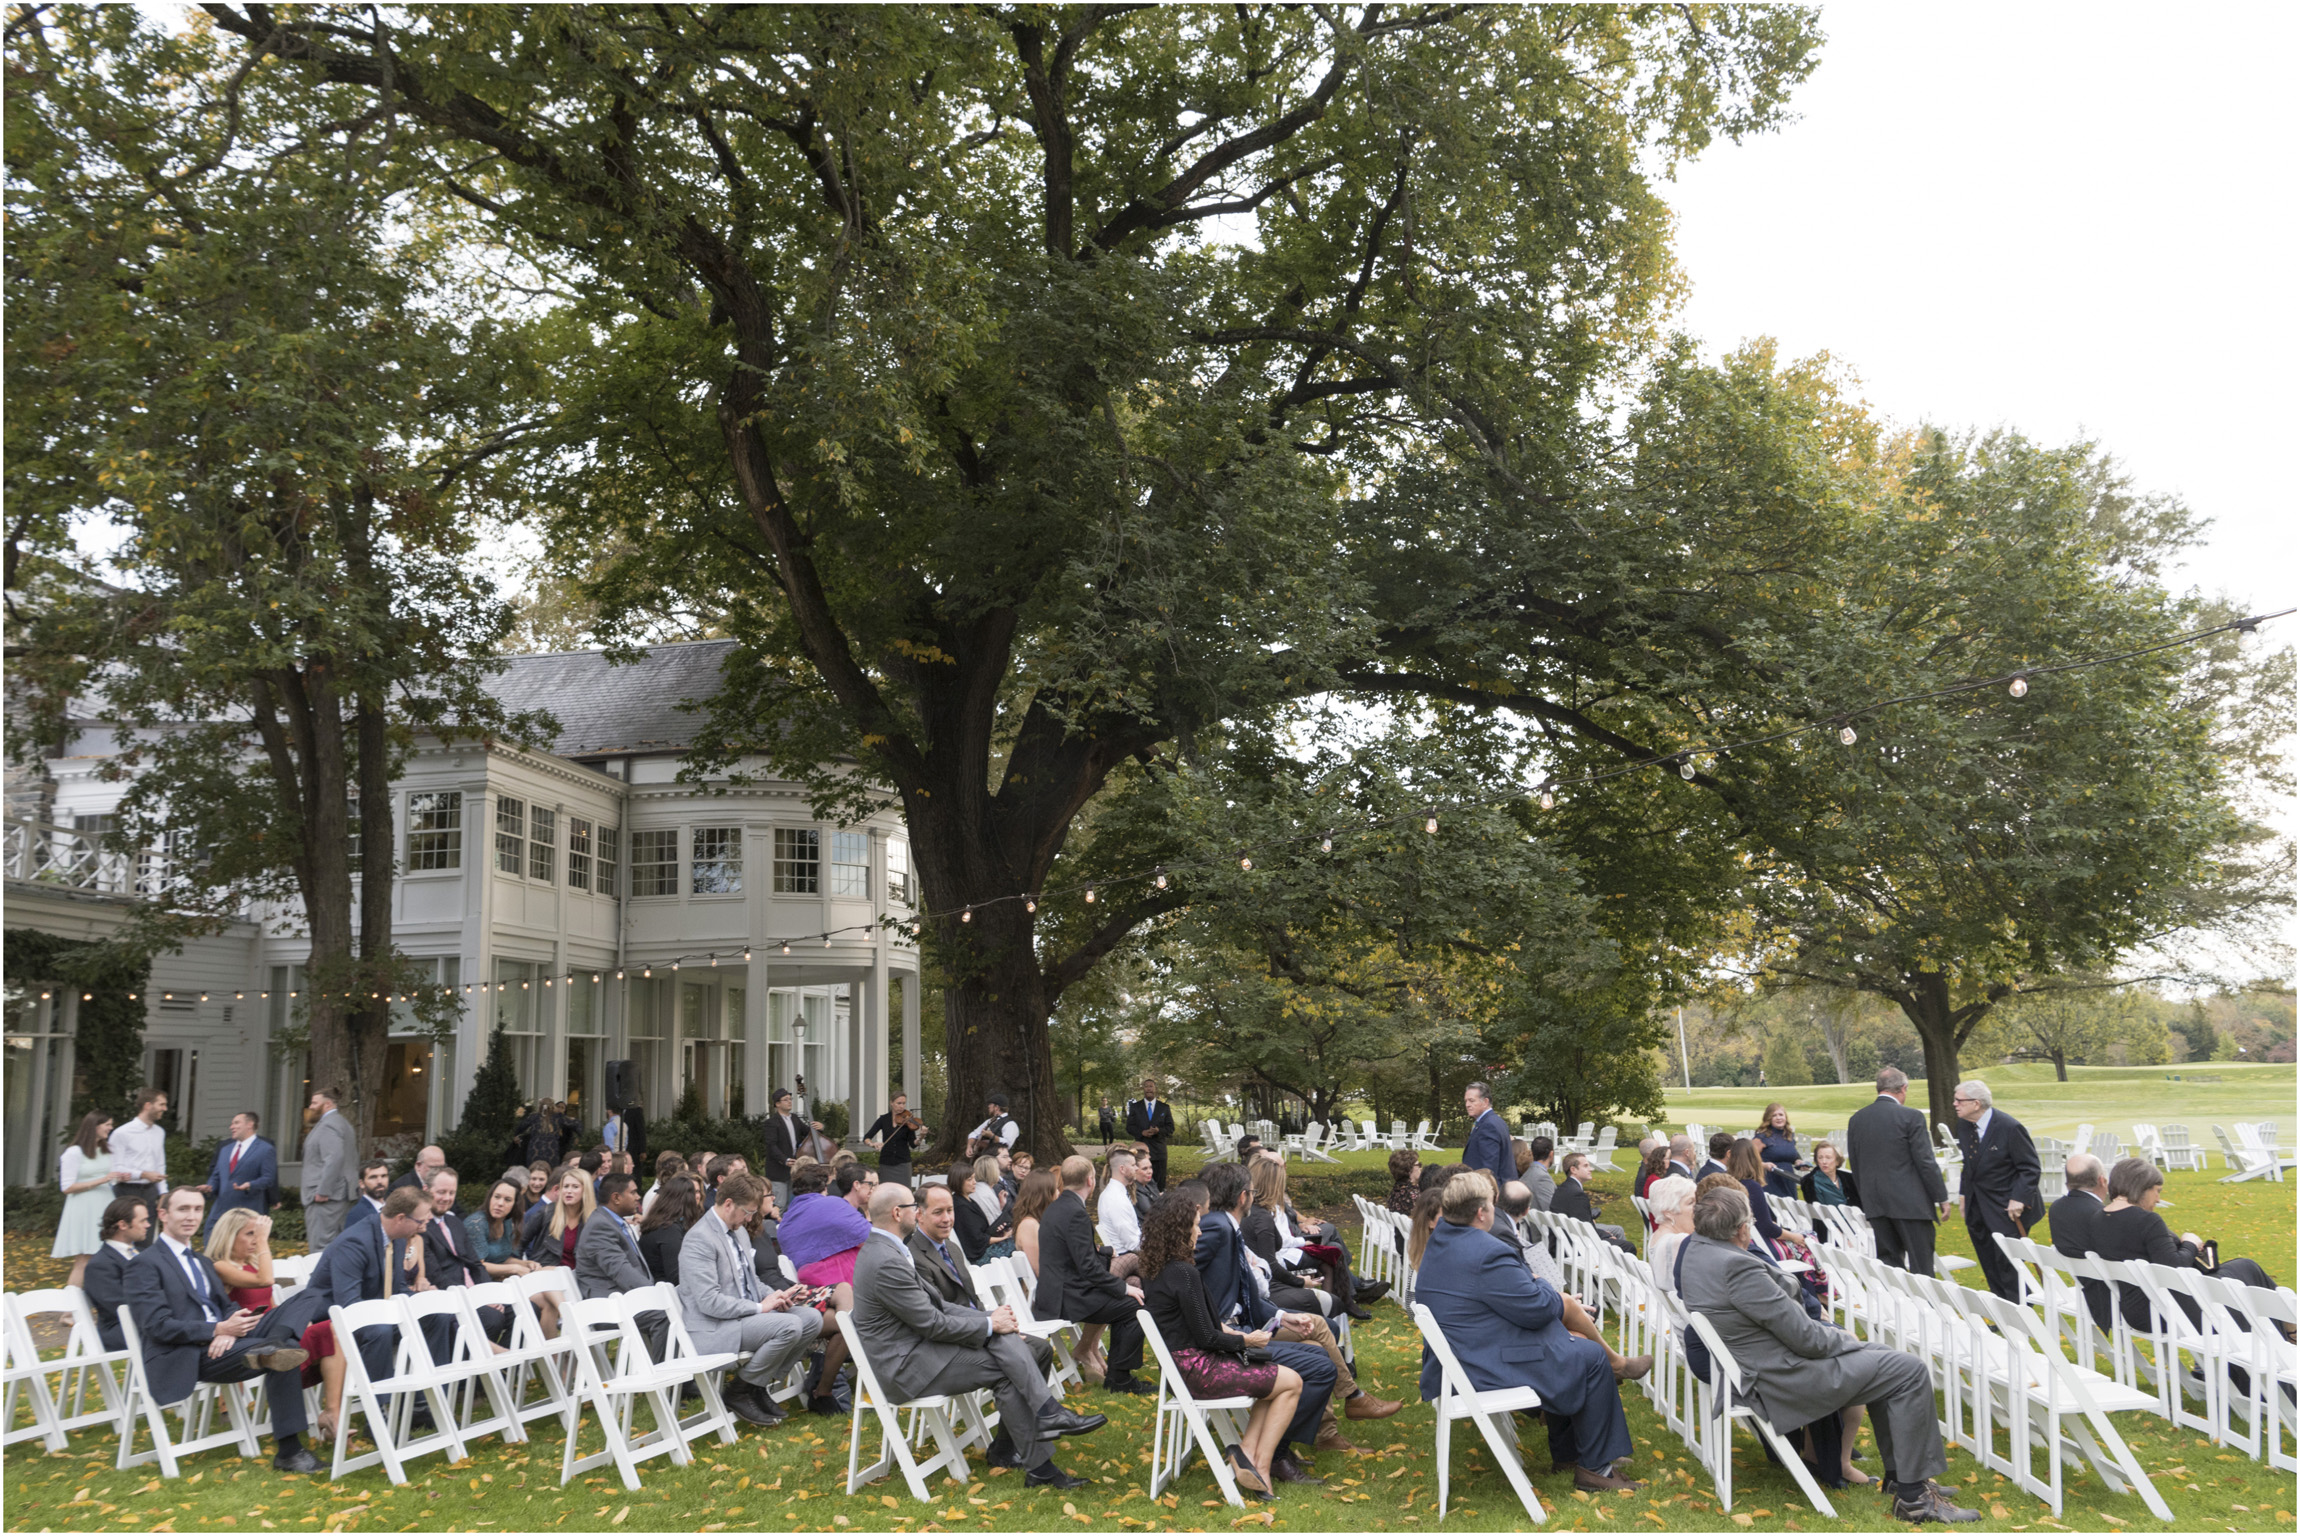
(639, 1151, 687, 1217)
(1412, 1170, 1640, 1493)
(2095, 1156, 2283, 1338)
(1634, 1144, 1672, 1201)
(1142, 1190, 1307, 1500)
(1129, 1144, 1158, 1223)
(1497, 1180, 1651, 1381)
(84, 1195, 151, 1352)
(1696, 1132, 1734, 1184)
(577, 1173, 668, 1359)
(2046, 1153, 2113, 1329)
(1257, 1155, 1388, 1310)
(206, 1207, 346, 1440)
(679, 1171, 827, 1428)
(1524, 1136, 1557, 1211)
(522, 1160, 553, 1215)
(1677, 1183, 1971, 1523)
(781, 1163, 877, 1287)
(418, 1169, 509, 1345)
(1037, 1156, 1152, 1397)
(305, 1186, 455, 1383)
(1727, 1138, 1808, 1258)
(466, 1178, 544, 1281)
(1097, 1150, 1146, 1281)
(951, 1160, 1014, 1262)
(1644, 1174, 1696, 1296)
(1386, 1148, 1422, 1215)
(1799, 1140, 1858, 1211)
(125, 1188, 321, 1473)
(1010, 1168, 1062, 1278)
(639, 1174, 702, 1285)
(1243, 1158, 1372, 1322)
(1666, 1134, 1700, 1182)
(1552, 1152, 1637, 1253)
(524, 1167, 595, 1267)
(1754, 1103, 1804, 1197)
(1191, 1164, 1341, 1482)
(343, 1160, 392, 1232)
(852, 1183, 1106, 1487)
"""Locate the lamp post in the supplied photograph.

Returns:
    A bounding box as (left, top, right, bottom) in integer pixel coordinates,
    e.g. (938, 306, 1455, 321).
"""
(1676, 1006, 1693, 1091)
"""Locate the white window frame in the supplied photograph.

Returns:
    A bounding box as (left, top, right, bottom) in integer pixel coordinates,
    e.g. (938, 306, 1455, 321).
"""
(406, 791, 463, 871)
(773, 827, 820, 895)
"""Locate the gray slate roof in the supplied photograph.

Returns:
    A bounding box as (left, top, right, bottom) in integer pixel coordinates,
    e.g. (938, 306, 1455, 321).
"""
(484, 641, 740, 757)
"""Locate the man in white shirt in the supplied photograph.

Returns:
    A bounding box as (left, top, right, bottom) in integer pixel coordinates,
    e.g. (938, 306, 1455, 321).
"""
(1096, 1150, 1145, 1279)
(967, 1091, 1022, 1154)
(109, 1086, 172, 1246)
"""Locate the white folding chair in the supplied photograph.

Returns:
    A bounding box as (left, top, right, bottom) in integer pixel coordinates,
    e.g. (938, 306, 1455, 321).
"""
(5, 1288, 133, 1452)
(2119, 1258, 2246, 1438)
(1138, 1307, 1251, 1507)
(1956, 1287, 2171, 1519)
(495, 1268, 585, 1434)
(1410, 1302, 1547, 1524)
(401, 1287, 527, 1453)
(837, 1310, 971, 1502)
(327, 1296, 471, 1483)
(650, 1285, 742, 1451)
(111, 1306, 264, 1476)
(2230, 1283, 2296, 1471)
(971, 1257, 1083, 1396)
(557, 1290, 695, 1490)
(1681, 1310, 1836, 1518)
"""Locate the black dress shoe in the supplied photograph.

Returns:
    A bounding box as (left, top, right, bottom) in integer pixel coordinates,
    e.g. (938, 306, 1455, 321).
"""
(1037, 1404, 1109, 1438)
(986, 1433, 1026, 1469)
(273, 1445, 322, 1474)
(729, 1387, 785, 1428)
(1101, 1374, 1154, 1396)
(1341, 1300, 1375, 1322)
(1270, 1450, 1324, 1486)
(1354, 1280, 1391, 1304)
(1026, 1460, 1089, 1489)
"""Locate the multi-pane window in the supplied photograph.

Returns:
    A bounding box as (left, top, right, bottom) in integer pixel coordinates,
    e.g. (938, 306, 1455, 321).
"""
(887, 838, 911, 904)
(567, 817, 592, 890)
(773, 827, 820, 894)
(494, 797, 525, 873)
(596, 826, 618, 896)
(692, 826, 743, 895)
(345, 791, 361, 867)
(630, 829, 678, 896)
(406, 791, 462, 870)
(527, 807, 556, 881)
(831, 830, 869, 899)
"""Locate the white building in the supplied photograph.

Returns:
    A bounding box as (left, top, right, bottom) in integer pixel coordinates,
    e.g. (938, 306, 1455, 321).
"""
(2, 640, 920, 1185)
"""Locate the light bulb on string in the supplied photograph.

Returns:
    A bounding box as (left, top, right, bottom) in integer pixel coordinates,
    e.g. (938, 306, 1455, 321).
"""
(1838, 724, 1858, 746)
(1424, 814, 1438, 835)
(1678, 757, 1697, 781)
(1320, 834, 1333, 853)
(823, 934, 832, 948)
(780, 942, 790, 955)
(1238, 853, 1253, 871)
(2238, 621, 2261, 650)
(1153, 867, 1168, 889)
(1084, 887, 1098, 904)
(1024, 896, 1037, 913)
(960, 907, 973, 923)
(235, 991, 245, 1001)
(2008, 674, 2029, 698)
(642, 967, 651, 979)
(83, 993, 92, 1002)
(1539, 785, 1556, 811)
(743, 950, 751, 962)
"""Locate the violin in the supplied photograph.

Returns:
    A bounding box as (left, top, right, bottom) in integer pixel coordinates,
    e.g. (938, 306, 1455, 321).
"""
(894, 1105, 928, 1135)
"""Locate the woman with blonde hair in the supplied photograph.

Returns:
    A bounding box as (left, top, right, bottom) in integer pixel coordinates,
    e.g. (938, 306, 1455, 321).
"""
(1244, 1156, 1364, 1319)
(526, 1166, 596, 1267)
(207, 1210, 347, 1439)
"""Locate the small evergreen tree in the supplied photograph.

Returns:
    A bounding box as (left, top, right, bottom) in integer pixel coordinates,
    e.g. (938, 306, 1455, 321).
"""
(446, 1026, 525, 1172)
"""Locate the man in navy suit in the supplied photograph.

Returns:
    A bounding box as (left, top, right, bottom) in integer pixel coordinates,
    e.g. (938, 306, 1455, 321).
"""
(198, 1111, 278, 1235)
(1950, 1080, 2042, 1302)
(1192, 1163, 1338, 1482)
(84, 1195, 153, 1352)
(1413, 1171, 1639, 1492)
(341, 1161, 393, 1234)
(123, 1188, 322, 1472)
(1462, 1081, 1515, 1191)
(305, 1187, 453, 1387)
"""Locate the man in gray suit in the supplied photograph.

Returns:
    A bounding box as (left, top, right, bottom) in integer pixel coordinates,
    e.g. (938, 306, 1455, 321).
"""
(1525, 1135, 1557, 1211)
(298, 1087, 357, 1249)
(1843, 1067, 1949, 1277)
(1677, 1183, 1977, 1525)
(851, 1184, 1105, 1489)
(577, 1173, 667, 1360)
(679, 1171, 824, 1427)
(906, 1185, 1055, 1372)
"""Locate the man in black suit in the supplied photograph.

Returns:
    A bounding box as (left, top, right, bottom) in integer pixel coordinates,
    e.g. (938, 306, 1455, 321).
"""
(84, 1195, 153, 1352)
(416, 1169, 509, 1345)
(2045, 1152, 2111, 1329)
(1665, 1134, 1699, 1182)
(386, 1145, 446, 1200)
(1950, 1080, 2042, 1302)
(1552, 1153, 1636, 1254)
(1843, 1067, 1949, 1276)
(1695, 1131, 1734, 1183)
(124, 1187, 321, 1472)
(1123, 1080, 1175, 1191)
(1036, 1157, 1149, 1396)
(763, 1088, 805, 1205)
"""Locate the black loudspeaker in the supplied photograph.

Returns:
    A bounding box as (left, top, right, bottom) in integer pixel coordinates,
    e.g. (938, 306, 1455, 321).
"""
(606, 1059, 641, 1111)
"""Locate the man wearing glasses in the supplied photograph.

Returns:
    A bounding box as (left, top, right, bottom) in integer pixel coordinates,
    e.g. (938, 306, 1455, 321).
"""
(851, 1184, 1107, 1488)
(1948, 1081, 2041, 1302)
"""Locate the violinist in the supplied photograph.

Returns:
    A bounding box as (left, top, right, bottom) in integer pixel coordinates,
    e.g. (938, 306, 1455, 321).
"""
(864, 1093, 931, 1191)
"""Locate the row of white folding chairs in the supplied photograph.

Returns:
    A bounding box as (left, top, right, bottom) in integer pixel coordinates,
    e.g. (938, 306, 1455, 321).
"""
(1825, 1244, 2174, 1519)
(1995, 1233, 2297, 1468)
(1350, 1195, 1411, 1306)
(3, 1286, 136, 1455)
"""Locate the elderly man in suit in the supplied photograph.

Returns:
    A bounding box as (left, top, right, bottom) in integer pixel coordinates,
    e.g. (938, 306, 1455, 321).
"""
(1949, 1080, 2042, 1302)
(1415, 1170, 1639, 1491)
(2046, 1152, 2112, 1329)
(1462, 1080, 1515, 1190)
(852, 1183, 1105, 1487)
(1843, 1067, 1949, 1276)
(1666, 1134, 1699, 1183)
(125, 1187, 321, 1472)
(1037, 1156, 1151, 1395)
(679, 1171, 825, 1427)
(198, 1111, 279, 1234)
(298, 1087, 357, 1249)
(576, 1172, 668, 1360)
(1677, 1182, 1978, 1524)
(85, 1195, 153, 1353)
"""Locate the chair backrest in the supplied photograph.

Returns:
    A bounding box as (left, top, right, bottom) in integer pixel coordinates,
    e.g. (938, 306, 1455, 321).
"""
(2162, 1125, 2192, 1148)
(1409, 1302, 1484, 1410)
(8, 1286, 104, 1358)
(1594, 1126, 1618, 1149)
(330, 1296, 417, 1385)
(778, 1254, 800, 1284)
(834, 1308, 898, 1408)
(1682, 1309, 1746, 1394)
(1575, 1121, 1594, 1139)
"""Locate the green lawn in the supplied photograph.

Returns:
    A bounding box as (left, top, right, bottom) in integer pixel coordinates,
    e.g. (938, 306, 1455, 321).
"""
(6, 1159, 2294, 1533)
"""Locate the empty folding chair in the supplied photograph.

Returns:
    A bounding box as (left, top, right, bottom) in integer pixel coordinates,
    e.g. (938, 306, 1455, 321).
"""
(1411, 1303, 1548, 1524)
(5, 1287, 134, 1453)
(399, 1288, 527, 1453)
(972, 1257, 1084, 1397)
(2120, 1259, 2246, 1438)
(557, 1291, 695, 1490)
(326, 1296, 471, 1483)
(837, 1309, 972, 1502)
(1138, 1307, 1252, 1507)
(2231, 1283, 2296, 1471)
(110, 1306, 264, 1477)
(649, 1285, 743, 1452)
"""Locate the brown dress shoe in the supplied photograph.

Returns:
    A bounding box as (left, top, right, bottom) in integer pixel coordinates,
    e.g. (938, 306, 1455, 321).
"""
(1343, 1390, 1402, 1420)
(1572, 1465, 1644, 1494)
(1270, 1450, 1325, 1485)
(1314, 1420, 1363, 1453)
(1612, 1354, 1654, 1382)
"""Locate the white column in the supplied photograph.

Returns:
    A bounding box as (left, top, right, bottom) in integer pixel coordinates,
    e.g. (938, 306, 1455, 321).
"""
(901, 970, 920, 1106)
(845, 978, 866, 1150)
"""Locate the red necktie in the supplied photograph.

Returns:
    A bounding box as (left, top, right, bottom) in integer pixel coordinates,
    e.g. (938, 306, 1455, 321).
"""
(229, 1143, 242, 1173)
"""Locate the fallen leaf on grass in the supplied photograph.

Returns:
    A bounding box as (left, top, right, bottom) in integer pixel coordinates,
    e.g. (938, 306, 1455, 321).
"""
(610, 1507, 628, 1526)
(1729, 1516, 1753, 1528)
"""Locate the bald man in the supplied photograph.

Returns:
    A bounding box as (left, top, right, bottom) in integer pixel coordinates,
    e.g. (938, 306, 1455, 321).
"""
(2046, 1153, 2111, 1329)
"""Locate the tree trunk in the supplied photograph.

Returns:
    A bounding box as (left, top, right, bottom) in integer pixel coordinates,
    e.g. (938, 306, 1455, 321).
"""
(928, 898, 1072, 1167)
(2051, 1050, 2068, 1082)
(1895, 971, 1964, 1134)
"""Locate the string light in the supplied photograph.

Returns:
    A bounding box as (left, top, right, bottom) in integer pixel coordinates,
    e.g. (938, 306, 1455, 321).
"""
(780, 943, 790, 955)
(822, 934, 831, 948)
(743, 950, 751, 962)
(1838, 724, 1858, 746)
(1025, 896, 1036, 913)
(1238, 853, 1252, 871)
(1539, 785, 1556, 810)
(961, 907, 973, 923)
(1320, 834, 1332, 852)
(1153, 867, 1168, 889)
(1083, 887, 1096, 904)
(2008, 674, 2029, 698)
(1424, 814, 1438, 834)
(1678, 757, 1697, 781)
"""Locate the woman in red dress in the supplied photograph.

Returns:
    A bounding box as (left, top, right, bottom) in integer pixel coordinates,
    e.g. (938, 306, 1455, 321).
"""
(206, 1209, 344, 1441)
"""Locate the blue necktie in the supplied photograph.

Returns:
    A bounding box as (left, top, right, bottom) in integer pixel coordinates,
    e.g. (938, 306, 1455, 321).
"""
(936, 1240, 962, 1282)
(181, 1249, 218, 1318)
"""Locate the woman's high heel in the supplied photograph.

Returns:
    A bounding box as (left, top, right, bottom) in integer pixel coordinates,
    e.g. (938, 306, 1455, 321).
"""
(1226, 1443, 1274, 1500)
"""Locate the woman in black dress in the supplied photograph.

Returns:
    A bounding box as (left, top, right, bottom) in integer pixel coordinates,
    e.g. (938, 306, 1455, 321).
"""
(638, 1174, 701, 1284)
(948, 1161, 1013, 1263)
(2094, 1156, 2281, 1334)
(1140, 1190, 1302, 1500)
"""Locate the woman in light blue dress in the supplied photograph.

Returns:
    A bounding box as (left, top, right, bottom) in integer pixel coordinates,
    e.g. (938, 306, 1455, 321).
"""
(54, 1111, 120, 1285)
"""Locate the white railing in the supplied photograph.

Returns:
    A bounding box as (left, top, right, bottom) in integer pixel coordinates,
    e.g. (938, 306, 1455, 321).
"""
(2, 820, 147, 898)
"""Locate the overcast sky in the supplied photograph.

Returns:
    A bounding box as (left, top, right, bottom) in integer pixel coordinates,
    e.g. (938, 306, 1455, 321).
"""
(1663, 0, 2295, 623)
